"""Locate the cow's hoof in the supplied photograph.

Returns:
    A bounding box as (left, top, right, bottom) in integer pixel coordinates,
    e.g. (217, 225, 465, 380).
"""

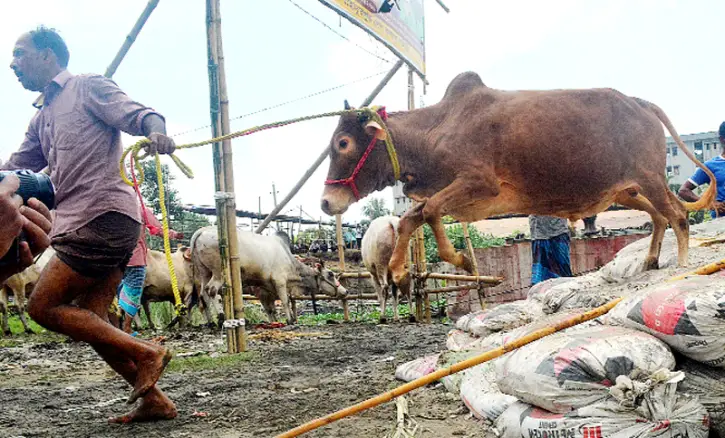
(24, 328, 35, 335)
(643, 257, 659, 271)
(3, 330, 11, 336)
(379, 316, 388, 324)
(408, 315, 417, 323)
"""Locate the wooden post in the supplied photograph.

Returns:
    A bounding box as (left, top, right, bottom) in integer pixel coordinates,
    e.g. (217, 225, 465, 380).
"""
(105, 0, 160, 78)
(343, 299, 350, 322)
(213, 0, 246, 352)
(205, 0, 235, 353)
(461, 223, 485, 311)
(336, 214, 346, 271)
(254, 60, 404, 234)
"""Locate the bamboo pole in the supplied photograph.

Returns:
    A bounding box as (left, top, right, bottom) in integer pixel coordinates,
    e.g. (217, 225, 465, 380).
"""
(336, 214, 345, 271)
(254, 60, 404, 234)
(104, 0, 160, 78)
(360, 59, 404, 107)
(461, 223, 485, 310)
(405, 67, 425, 323)
(426, 284, 479, 294)
(342, 299, 350, 321)
(205, 0, 235, 353)
(339, 271, 372, 279)
(668, 258, 725, 282)
(417, 272, 503, 284)
(213, 0, 246, 352)
(275, 297, 623, 438)
(291, 294, 379, 302)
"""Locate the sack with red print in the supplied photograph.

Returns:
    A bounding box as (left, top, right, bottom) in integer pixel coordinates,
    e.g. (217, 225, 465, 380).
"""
(495, 370, 710, 438)
(606, 275, 725, 368)
(496, 325, 675, 413)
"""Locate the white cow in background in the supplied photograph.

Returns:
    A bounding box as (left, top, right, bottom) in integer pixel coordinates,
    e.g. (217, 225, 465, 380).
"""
(361, 216, 413, 323)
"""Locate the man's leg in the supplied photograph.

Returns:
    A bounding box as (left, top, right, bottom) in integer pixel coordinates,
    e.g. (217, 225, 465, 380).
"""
(69, 270, 176, 423)
(28, 255, 172, 405)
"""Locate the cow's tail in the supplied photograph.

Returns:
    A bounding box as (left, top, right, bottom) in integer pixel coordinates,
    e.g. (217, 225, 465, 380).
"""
(634, 97, 716, 212)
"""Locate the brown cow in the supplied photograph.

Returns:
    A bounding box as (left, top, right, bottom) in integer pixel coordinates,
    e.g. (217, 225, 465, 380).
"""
(321, 72, 715, 288)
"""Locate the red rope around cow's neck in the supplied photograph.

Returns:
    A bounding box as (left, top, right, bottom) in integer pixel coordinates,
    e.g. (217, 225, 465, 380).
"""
(324, 107, 389, 200)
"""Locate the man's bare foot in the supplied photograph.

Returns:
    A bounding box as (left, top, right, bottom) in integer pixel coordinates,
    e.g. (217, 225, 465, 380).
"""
(128, 347, 172, 404)
(110, 390, 177, 424)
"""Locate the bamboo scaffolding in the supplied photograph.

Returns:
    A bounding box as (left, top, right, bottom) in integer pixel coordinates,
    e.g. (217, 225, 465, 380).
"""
(416, 272, 503, 284)
(212, 0, 246, 352)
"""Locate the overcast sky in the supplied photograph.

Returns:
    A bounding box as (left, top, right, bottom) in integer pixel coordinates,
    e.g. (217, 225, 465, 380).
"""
(1, 0, 723, 230)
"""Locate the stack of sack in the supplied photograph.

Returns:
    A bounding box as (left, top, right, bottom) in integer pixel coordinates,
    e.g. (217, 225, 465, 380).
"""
(394, 220, 725, 437)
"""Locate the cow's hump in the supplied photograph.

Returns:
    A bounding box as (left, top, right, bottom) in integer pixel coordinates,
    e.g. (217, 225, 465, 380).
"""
(443, 72, 485, 101)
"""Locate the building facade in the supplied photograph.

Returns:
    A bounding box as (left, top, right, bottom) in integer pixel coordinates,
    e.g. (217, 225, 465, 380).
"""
(666, 131, 720, 186)
(392, 181, 412, 216)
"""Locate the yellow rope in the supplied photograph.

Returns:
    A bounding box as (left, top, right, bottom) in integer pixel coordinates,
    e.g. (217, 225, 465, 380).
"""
(154, 154, 186, 315)
(120, 107, 400, 315)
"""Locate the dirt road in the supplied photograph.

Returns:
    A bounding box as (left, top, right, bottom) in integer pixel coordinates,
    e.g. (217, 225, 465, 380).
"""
(0, 323, 492, 438)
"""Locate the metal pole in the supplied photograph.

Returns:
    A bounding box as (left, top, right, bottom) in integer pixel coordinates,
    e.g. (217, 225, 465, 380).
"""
(254, 60, 404, 234)
(105, 0, 160, 78)
(205, 0, 235, 352)
(213, 0, 246, 352)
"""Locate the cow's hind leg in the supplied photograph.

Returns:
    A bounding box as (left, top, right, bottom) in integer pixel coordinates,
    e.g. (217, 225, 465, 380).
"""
(370, 267, 389, 323)
(614, 191, 669, 270)
(638, 177, 690, 267)
(665, 189, 691, 267)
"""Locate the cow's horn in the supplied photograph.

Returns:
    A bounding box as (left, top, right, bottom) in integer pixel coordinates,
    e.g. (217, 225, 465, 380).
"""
(344, 99, 351, 110)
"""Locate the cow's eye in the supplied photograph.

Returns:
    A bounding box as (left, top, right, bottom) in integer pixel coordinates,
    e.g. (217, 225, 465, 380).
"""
(339, 139, 349, 149)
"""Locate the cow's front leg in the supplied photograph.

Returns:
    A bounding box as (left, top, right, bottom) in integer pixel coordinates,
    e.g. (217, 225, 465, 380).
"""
(390, 203, 426, 289)
(423, 177, 499, 273)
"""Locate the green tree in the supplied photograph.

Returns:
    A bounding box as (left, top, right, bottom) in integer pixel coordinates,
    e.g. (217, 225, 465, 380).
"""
(137, 160, 210, 249)
(361, 197, 391, 227)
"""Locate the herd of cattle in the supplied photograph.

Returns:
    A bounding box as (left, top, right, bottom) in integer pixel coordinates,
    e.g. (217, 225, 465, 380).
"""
(0, 217, 406, 333)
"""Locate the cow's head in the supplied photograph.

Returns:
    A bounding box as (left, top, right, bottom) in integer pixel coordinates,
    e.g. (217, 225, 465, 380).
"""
(315, 263, 347, 298)
(321, 102, 395, 215)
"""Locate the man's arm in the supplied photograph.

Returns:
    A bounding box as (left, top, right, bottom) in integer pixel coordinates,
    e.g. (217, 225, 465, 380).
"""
(83, 75, 175, 155)
(678, 180, 701, 202)
(679, 166, 711, 203)
(1, 115, 47, 172)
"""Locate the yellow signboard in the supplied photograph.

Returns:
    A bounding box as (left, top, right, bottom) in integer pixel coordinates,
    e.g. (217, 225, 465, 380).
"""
(319, 0, 426, 76)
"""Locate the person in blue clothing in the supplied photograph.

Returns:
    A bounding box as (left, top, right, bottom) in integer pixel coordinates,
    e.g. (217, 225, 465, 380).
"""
(679, 122, 725, 218)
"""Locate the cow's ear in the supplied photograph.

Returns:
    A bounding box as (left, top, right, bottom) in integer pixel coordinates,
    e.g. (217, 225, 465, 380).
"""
(364, 120, 387, 140)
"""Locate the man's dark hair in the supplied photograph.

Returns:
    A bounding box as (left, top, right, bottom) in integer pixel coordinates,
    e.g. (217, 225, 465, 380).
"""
(719, 121, 725, 139)
(29, 26, 69, 68)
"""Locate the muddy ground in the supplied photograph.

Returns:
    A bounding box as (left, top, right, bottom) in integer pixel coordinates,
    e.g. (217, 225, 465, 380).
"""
(0, 322, 494, 438)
